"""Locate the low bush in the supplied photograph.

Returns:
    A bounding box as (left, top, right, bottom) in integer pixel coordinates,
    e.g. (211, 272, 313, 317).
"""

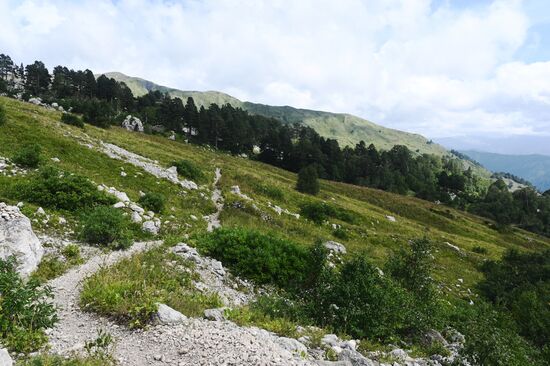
(15, 167, 115, 211)
(171, 159, 204, 182)
(80, 248, 220, 328)
(332, 227, 349, 240)
(250, 181, 285, 201)
(138, 192, 165, 213)
(79, 206, 132, 249)
(0, 257, 58, 353)
(472, 245, 488, 254)
(300, 201, 358, 225)
(61, 113, 84, 128)
(196, 228, 313, 290)
(12, 143, 41, 168)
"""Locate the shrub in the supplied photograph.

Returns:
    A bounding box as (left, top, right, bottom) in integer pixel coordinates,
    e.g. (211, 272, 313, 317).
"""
(332, 227, 349, 240)
(477, 249, 550, 349)
(251, 182, 284, 200)
(15, 167, 115, 211)
(80, 248, 220, 328)
(61, 113, 84, 128)
(306, 256, 413, 339)
(0, 103, 6, 125)
(472, 245, 488, 254)
(138, 192, 165, 213)
(12, 143, 41, 168)
(79, 206, 132, 249)
(171, 159, 204, 182)
(0, 257, 57, 353)
(196, 228, 312, 290)
(300, 201, 358, 225)
(296, 165, 319, 195)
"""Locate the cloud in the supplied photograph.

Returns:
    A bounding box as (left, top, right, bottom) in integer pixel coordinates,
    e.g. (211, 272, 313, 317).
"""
(0, 0, 549, 140)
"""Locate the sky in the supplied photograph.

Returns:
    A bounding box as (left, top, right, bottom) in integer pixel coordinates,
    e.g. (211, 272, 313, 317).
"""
(1, 0, 550, 145)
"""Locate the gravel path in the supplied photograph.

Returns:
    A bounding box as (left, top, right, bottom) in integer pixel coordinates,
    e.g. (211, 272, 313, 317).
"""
(206, 168, 223, 232)
(46, 239, 315, 366)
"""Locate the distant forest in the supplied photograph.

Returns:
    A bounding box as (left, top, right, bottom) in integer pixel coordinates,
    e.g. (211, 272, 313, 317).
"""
(1, 53, 550, 236)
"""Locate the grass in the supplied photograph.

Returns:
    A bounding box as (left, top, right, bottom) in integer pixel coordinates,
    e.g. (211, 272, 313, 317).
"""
(31, 244, 84, 283)
(79, 246, 221, 328)
(17, 354, 113, 366)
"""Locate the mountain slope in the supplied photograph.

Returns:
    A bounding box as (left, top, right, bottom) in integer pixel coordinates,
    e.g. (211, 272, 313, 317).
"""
(103, 72, 448, 156)
(2, 95, 548, 291)
(462, 150, 550, 192)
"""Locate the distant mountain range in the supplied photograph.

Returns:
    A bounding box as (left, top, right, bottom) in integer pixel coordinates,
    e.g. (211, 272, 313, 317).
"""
(439, 135, 550, 156)
(461, 150, 550, 192)
(103, 72, 448, 157)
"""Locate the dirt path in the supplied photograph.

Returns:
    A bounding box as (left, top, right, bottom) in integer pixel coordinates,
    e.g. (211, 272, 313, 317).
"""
(46, 238, 314, 366)
(206, 167, 223, 232)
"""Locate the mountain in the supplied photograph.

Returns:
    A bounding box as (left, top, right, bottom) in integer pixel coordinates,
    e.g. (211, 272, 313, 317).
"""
(438, 135, 550, 156)
(461, 150, 550, 192)
(103, 72, 448, 156)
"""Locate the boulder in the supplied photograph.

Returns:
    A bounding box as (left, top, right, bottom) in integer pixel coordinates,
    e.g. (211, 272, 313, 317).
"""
(338, 349, 377, 366)
(142, 219, 161, 235)
(321, 334, 340, 347)
(204, 308, 227, 321)
(131, 211, 142, 223)
(323, 241, 347, 254)
(0, 203, 44, 277)
(0, 348, 13, 366)
(153, 303, 187, 325)
(121, 115, 144, 132)
(275, 337, 308, 356)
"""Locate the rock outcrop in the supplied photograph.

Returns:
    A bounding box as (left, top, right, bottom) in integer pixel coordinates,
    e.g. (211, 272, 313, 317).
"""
(121, 115, 144, 132)
(0, 202, 44, 277)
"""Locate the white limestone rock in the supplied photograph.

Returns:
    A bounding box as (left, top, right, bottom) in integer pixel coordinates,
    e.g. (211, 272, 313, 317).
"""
(153, 303, 187, 325)
(121, 115, 144, 132)
(0, 203, 44, 277)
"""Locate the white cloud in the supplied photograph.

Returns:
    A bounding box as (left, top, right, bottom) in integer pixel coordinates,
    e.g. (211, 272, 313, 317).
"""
(0, 0, 549, 140)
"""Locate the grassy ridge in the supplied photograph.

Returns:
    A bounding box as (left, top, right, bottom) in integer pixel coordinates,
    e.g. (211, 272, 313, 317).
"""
(1, 96, 549, 299)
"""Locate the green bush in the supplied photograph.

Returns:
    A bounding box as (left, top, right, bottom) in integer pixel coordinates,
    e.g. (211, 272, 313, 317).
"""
(251, 182, 285, 200)
(296, 165, 319, 195)
(138, 192, 165, 213)
(171, 159, 204, 182)
(0, 103, 6, 125)
(450, 301, 543, 366)
(12, 143, 41, 168)
(472, 245, 488, 254)
(61, 113, 84, 128)
(332, 227, 349, 240)
(478, 249, 550, 349)
(79, 206, 132, 249)
(15, 167, 115, 211)
(196, 228, 312, 289)
(0, 257, 57, 353)
(300, 201, 358, 224)
(306, 256, 413, 339)
(80, 248, 220, 328)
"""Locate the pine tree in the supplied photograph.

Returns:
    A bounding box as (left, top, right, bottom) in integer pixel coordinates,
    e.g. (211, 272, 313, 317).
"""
(296, 165, 320, 195)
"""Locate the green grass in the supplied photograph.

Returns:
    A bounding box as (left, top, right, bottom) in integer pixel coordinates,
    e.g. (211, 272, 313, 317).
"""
(31, 244, 84, 283)
(79, 246, 220, 328)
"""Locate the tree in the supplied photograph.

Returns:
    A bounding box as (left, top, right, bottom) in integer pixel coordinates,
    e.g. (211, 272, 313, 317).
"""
(0, 54, 14, 81)
(24, 61, 51, 96)
(296, 165, 319, 195)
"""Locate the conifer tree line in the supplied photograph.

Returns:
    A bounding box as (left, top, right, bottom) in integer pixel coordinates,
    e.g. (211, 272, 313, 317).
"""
(2, 53, 550, 236)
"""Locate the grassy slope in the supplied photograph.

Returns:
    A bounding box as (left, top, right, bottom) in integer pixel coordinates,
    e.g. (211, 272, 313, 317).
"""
(1, 96, 549, 301)
(103, 72, 449, 157)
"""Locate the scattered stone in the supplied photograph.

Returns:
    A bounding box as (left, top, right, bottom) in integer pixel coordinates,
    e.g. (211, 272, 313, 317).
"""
(386, 215, 396, 222)
(0, 202, 44, 277)
(323, 241, 347, 254)
(113, 202, 126, 209)
(131, 211, 143, 223)
(154, 303, 187, 325)
(36, 207, 46, 216)
(275, 337, 308, 356)
(142, 219, 161, 235)
(204, 308, 227, 322)
(51, 157, 60, 163)
(120, 171, 127, 177)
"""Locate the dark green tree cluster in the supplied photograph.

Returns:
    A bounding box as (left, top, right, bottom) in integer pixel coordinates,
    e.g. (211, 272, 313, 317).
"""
(471, 179, 550, 236)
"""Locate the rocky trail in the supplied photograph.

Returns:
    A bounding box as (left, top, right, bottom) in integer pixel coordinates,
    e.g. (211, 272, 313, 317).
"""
(206, 167, 223, 232)
(45, 238, 315, 366)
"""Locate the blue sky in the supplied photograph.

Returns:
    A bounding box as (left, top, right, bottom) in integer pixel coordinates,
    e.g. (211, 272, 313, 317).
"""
(1, 0, 549, 143)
